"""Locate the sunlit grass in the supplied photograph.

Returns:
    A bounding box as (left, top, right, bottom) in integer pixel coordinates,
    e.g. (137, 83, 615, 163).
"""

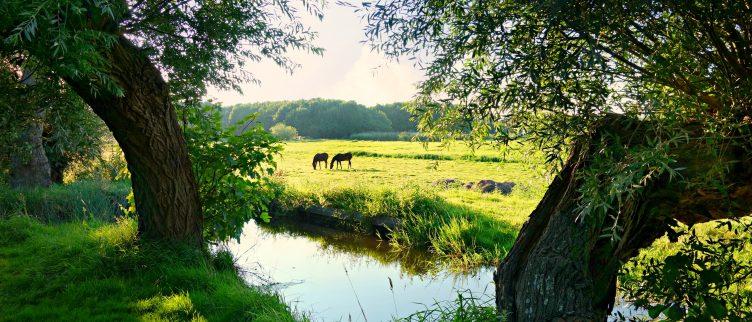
(272, 140, 550, 268)
(0, 215, 300, 321)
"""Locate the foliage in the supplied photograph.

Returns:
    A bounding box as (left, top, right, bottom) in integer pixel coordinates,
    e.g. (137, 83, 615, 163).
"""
(0, 0, 322, 102)
(371, 103, 417, 132)
(0, 216, 299, 321)
(270, 123, 299, 140)
(225, 99, 404, 138)
(360, 0, 752, 312)
(621, 220, 752, 321)
(183, 104, 281, 242)
(0, 180, 130, 222)
(0, 64, 106, 184)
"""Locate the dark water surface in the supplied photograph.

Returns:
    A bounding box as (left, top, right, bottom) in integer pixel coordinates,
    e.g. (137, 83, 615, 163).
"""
(229, 220, 646, 321)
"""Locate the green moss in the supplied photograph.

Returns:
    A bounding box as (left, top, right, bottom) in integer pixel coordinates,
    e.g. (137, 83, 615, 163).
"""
(0, 216, 300, 321)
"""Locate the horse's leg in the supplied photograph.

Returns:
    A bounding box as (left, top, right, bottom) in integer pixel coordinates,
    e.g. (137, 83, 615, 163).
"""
(348, 160, 351, 169)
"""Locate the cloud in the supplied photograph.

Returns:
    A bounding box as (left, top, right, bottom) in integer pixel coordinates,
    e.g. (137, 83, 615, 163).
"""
(316, 47, 422, 106)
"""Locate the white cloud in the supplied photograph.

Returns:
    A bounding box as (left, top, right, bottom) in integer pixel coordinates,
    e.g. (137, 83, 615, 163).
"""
(204, 4, 423, 107)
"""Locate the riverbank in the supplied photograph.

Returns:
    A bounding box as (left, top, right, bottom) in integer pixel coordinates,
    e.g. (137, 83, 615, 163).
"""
(0, 215, 299, 321)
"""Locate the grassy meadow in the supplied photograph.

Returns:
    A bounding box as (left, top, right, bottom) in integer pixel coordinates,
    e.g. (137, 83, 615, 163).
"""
(271, 140, 551, 267)
(0, 215, 299, 321)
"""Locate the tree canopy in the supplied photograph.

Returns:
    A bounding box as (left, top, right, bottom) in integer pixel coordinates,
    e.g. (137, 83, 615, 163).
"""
(361, 0, 752, 319)
(225, 99, 416, 138)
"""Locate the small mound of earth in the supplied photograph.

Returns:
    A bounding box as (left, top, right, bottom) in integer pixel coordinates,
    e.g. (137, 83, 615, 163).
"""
(435, 178, 516, 195)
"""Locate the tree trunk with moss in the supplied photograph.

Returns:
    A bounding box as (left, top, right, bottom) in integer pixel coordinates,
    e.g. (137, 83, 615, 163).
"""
(65, 36, 203, 246)
(494, 116, 752, 321)
(10, 106, 52, 189)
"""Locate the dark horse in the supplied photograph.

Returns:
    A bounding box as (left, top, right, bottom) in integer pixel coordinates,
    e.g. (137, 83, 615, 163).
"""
(330, 152, 352, 169)
(312, 153, 328, 170)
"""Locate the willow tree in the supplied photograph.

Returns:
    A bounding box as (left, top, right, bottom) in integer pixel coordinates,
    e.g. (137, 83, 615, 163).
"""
(362, 0, 752, 320)
(1, 0, 321, 245)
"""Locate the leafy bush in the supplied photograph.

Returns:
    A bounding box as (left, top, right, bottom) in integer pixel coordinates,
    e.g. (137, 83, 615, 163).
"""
(184, 104, 281, 242)
(620, 220, 752, 321)
(269, 123, 299, 140)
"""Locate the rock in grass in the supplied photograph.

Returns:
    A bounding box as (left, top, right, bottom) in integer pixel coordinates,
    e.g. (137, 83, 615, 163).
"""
(473, 180, 516, 194)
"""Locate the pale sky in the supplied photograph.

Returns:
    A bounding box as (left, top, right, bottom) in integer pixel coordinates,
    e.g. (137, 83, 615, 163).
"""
(206, 4, 424, 107)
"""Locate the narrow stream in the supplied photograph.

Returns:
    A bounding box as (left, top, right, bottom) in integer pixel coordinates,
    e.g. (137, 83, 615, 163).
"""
(228, 219, 647, 321)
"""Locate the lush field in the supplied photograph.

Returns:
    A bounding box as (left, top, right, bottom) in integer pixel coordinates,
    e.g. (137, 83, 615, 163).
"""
(0, 215, 300, 321)
(272, 140, 551, 267)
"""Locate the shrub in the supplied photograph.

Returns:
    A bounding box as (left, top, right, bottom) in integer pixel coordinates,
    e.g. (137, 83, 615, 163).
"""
(270, 123, 299, 140)
(184, 104, 281, 242)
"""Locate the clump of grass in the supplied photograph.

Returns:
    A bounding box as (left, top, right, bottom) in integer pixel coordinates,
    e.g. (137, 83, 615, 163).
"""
(0, 215, 299, 321)
(275, 183, 518, 268)
(0, 180, 130, 222)
(396, 291, 501, 322)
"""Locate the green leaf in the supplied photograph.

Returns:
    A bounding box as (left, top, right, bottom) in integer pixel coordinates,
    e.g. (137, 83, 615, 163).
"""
(648, 304, 666, 318)
(705, 298, 727, 319)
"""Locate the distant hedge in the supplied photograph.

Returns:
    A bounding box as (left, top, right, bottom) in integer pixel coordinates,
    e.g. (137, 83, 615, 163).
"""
(223, 99, 417, 139)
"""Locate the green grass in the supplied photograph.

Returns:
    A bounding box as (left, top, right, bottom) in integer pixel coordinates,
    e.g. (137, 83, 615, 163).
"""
(272, 140, 550, 267)
(0, 180, 130, 222)
(0, 215, 300, 321)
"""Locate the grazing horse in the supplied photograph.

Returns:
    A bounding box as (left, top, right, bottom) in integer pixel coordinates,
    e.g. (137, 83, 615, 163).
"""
(312, 153, 329, 170)
(330, 152, 352, 169)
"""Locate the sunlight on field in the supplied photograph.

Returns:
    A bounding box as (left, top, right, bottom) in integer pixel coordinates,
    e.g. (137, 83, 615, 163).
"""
(274, 140, 551, 255)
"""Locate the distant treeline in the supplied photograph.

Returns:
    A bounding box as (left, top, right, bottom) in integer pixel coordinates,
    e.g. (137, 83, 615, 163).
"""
(222, 99, 417, 139)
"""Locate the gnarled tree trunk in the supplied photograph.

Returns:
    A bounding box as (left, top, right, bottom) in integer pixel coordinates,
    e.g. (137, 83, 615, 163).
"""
(10, 69, 51, 189)
(495, 116, 752, 321)
(65, 36, 203, 246)
(10, 106, 51, 189)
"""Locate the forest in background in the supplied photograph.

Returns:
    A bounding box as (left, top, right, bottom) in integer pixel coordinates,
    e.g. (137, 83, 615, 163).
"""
(222, 99, 417, 139)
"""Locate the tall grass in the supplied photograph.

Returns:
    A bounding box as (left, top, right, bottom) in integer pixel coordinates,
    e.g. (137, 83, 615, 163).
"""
(0, 215, 300, 321)
(395, 291, 500, 322)
(0, 180, 130, 222)
(275, 183, 518, 268)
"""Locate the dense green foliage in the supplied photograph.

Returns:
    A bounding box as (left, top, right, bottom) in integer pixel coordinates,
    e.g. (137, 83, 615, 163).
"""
(0, 0, 322, 101)
(224, 99, 416, 139)
(0, 216, 299, 321)
(183, 104, 281, 242)
(0, 65, 105, 184)
(362, 0, 752, 315)
(270, 123, 299, 140)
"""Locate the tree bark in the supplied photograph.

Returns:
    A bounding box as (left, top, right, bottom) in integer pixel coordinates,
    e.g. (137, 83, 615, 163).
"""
(10, 106, 52, 189)
(9, 69, 51, 189)
(495, 115, 752, 321)
(64, 36, 203, 246)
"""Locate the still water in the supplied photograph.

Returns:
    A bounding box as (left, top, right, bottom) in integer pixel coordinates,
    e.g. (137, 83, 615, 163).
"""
(228, 219, 646, 321)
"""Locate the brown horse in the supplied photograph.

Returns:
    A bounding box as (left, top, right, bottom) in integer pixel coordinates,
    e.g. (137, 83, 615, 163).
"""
(312, 153, 328, 170)
(330, 152, 352, 169)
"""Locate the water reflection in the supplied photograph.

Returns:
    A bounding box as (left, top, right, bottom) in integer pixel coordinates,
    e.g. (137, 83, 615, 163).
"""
(229, 219, 494, 321)
(228, 219, 648, 321)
